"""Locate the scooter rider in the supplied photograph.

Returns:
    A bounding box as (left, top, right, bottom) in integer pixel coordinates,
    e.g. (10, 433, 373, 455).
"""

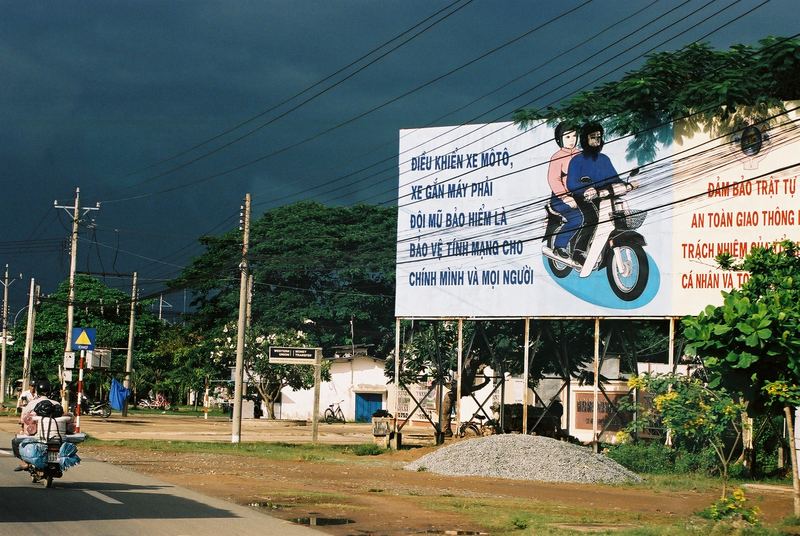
(13, 379, 63, 471)
(565, 122, 627, 264)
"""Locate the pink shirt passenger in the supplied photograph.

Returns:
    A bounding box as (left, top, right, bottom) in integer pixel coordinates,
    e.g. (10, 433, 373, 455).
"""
(547, 145, 579, 199)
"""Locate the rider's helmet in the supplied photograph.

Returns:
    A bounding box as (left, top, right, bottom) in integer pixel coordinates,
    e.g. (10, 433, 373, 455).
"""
(554, 121, 578, 148)
(580, 122, 604, 156)
(34, 379, 52, 398)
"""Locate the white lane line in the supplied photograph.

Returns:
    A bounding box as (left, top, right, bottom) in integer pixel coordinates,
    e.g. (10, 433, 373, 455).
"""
(82, 489, 123, 504)
(0, 450, 11, 456)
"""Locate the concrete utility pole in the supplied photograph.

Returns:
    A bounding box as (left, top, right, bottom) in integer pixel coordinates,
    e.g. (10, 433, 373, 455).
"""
(21, 279, 38, 393)
(232, 193, 251, 443)
(158, 294, 172, 321)
(1, 265, 20, 403)
(123, 272, 137, 417)
(54, 187, 99, 406)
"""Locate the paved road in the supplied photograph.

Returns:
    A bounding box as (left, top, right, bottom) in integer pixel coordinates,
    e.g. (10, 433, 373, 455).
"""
(0, 431, 324, 535)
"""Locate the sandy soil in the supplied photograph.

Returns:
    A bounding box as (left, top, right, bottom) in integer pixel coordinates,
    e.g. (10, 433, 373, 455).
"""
(2, 413, 794, 534)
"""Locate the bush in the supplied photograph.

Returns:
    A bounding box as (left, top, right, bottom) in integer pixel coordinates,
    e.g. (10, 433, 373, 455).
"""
(606, 441, 675, 473)
(673, 446, 718, 475)
(698, 488, 760, 524)
(608, 441, 729, 476)
(352, 443, 386, 456)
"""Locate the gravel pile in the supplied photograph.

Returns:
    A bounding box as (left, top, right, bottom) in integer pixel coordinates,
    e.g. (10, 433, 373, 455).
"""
(404, 434, 641, 484)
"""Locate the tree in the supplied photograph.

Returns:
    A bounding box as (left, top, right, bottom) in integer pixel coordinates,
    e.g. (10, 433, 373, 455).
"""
(8, 275, 164, 402)
(683, 241, 799, 414)
(173, 201, 397, 357)
(630, 373, 744, 497)
(514, 37, 800, 163)
(683, 240, 799, 506)
(210, 323, 330, 418)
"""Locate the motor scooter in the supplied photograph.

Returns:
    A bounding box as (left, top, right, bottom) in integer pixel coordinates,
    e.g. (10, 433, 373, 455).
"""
(542, 173, 649, 301)
(12, 415, 84, 488)
(79, 395, 112, 418)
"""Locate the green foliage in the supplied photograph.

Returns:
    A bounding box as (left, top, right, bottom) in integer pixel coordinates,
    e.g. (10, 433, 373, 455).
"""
(210, 323, 330, 418)
(607, 441, 675, 474)
(683, 240, 800, 414)
(514, 37, 800, 163)
(350, 443, 386, 456)
(627, 373, 743, 486)
(698, 488, 760, 524)
(8, 275, 166, 398)
(509, 514, 530, 529)
(607, 441, 719, 476)
(174, 201, 397, 357)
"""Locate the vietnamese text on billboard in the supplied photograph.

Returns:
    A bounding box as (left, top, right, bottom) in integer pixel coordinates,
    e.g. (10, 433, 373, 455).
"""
(395, 107, 799, 317)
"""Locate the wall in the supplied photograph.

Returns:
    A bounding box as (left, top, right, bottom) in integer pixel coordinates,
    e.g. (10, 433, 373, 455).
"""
(278, 356, 388, 421)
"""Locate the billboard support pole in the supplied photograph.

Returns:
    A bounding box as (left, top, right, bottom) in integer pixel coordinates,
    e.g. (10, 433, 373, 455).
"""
(668, 317, 675, 370)
(393, 318, 401, 448)
(312, 348, 321, 443)
(523, 318, 530, 434)
(592, 318, 600, 453)
(456, 319, 463, 434)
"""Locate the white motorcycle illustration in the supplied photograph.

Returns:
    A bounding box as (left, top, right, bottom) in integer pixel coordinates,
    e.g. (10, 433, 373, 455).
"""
(542, 171, 649, 301)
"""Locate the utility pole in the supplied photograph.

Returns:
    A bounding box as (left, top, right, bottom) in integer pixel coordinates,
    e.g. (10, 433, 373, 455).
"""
(158, 294, 172, 321)
(232, 193, 251, 443)
(21, 279, 38, 393)
(123, 272, 137, 417)
(54, 188, 99, 407)
(1, 265, 20, 403)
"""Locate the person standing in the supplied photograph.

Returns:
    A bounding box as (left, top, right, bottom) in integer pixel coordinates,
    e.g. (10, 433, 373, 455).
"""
(16, 382, 36, 415)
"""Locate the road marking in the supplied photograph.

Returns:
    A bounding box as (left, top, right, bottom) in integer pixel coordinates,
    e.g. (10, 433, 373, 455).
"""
(82, 489, 122, 504)
(0, 450, 11, 456)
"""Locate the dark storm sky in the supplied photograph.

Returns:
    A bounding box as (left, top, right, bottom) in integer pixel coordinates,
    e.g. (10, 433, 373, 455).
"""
(1, 0, 795, 314)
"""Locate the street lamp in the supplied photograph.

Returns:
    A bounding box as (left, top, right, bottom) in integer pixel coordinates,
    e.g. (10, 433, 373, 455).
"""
(12, 306, 28, 329)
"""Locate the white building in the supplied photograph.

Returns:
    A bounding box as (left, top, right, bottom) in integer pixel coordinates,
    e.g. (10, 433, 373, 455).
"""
(277, 345, 389, 422)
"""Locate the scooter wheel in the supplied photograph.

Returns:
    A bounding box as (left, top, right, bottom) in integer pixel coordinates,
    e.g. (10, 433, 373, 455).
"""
(607, 245, 648, 301)
(45, 475, 54, 488)
(102, 406, 112, 418)
(547, 257, 571, 278)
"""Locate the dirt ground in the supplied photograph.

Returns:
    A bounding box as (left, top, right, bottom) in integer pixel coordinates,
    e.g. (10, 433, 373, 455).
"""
(2, 413, 795, 534)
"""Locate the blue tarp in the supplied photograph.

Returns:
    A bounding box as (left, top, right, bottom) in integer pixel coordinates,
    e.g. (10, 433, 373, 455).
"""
(109, 378, 130, 411)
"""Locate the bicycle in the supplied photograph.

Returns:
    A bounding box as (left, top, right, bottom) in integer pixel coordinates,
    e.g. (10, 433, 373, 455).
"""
(458, 411, 501, 438)
(323, 400, 346, 424)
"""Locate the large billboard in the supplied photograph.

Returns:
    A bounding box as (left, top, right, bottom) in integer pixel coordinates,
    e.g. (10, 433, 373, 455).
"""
(395, 107, 799, 318)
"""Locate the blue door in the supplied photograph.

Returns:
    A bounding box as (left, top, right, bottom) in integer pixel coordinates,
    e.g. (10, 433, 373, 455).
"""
(355, 393, 383, 422)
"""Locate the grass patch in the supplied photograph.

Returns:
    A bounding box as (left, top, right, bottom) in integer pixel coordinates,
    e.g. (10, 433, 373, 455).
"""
(349, 443, 387, 456)
(85, 438, 363, 463)
(407, 495, 751, 535)
(259, 489, 350, 504)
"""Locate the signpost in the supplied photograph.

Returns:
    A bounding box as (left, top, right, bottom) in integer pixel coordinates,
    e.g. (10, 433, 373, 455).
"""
(269, 346, 322, 441)
(70, 327, 96, 433)
(268, 346, 317, 364)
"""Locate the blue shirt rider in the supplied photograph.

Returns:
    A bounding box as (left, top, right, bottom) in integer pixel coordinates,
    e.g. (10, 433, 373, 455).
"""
(562, 123, 625, 262)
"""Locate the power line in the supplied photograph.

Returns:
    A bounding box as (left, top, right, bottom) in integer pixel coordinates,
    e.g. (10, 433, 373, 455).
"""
(101, 0, 477, 203)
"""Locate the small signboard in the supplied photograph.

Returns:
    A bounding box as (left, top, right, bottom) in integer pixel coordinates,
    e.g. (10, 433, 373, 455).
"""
(87, 348, 111, 369)
(71, 327, 96, 351)
(268, 346, 319, 365)
(63, 351, 75, 370)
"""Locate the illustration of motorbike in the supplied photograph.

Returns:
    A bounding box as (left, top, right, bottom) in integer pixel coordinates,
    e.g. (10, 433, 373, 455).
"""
(542, 172, 649, 301)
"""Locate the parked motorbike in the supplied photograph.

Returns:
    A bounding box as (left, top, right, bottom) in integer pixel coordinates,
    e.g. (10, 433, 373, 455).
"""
(542, 172, 649, 301)
(69, 395, 112, 418)
(81, 397, 112, 419)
